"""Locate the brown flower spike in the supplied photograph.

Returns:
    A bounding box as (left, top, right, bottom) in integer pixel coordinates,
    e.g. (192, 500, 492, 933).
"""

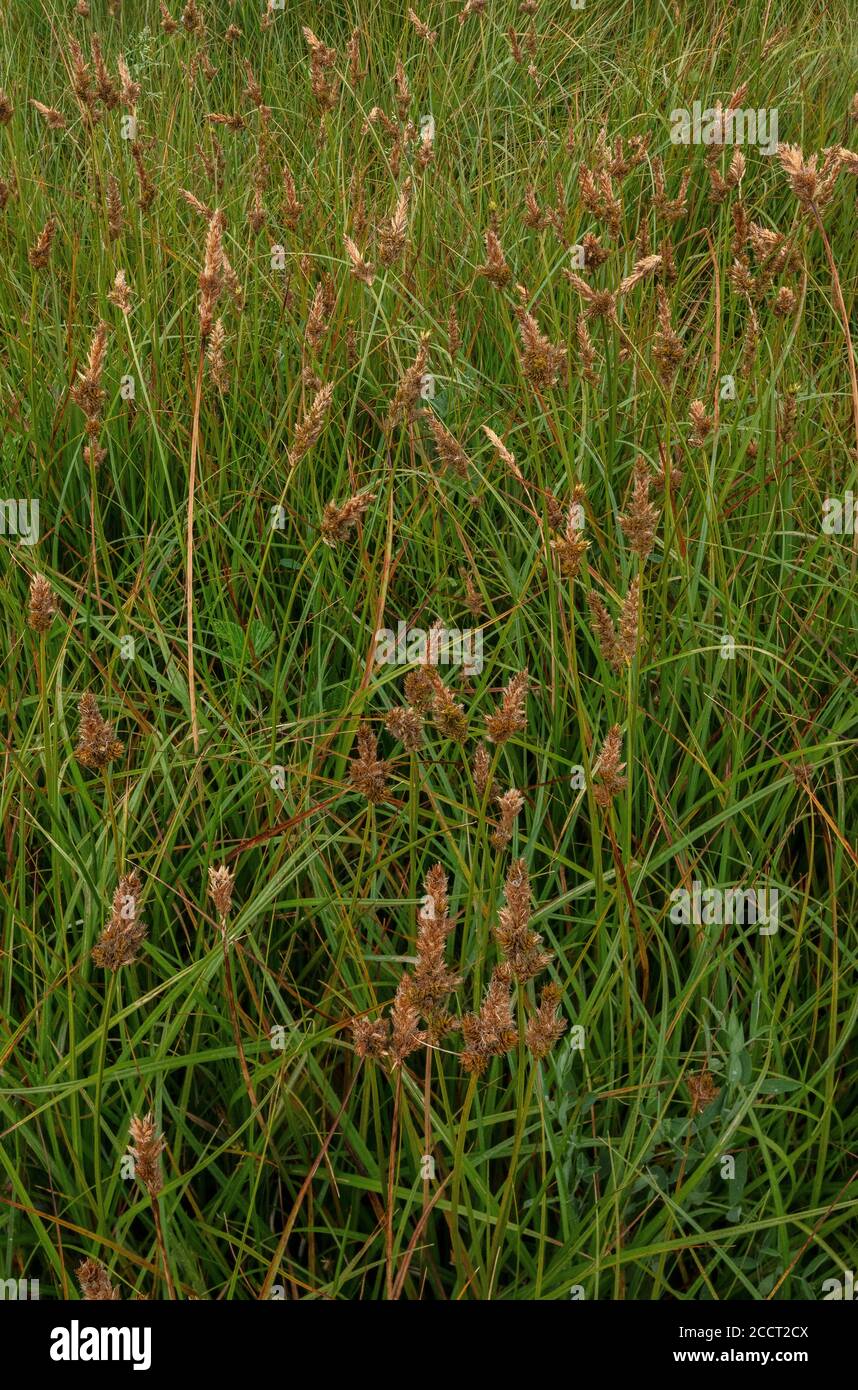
(427, 667, 468, 744)
(385, 705, 424, 751)
(423, 412, 470, 477)
(388, 864, 462, 1057)
(491, 788, 524, 849)
(587, 579, 639, 672)
(92, 871, 147, 971)
(128, 1113, 165, 1198)
(526, 982, 567, 1061)
(619, 458, 660, 561)
(551, 487, 588, 578)
(28, 217, 57, 269)
(321, 489, 376, 546)
(349, 722, 390, 803)
(198, 209, 225, 341)
(592, 725, 627, 807)
(208, 864, 235, 921)
(485, 669, 529, 745)
(494, 859, 552, 983)
(477, 228, 512, 287)
(386, 333, 430, 431)
(352, 1015, 390, 1059)
(460, 965, 518, 1076)
(289, 383, 334, 468)
(389, 977, 427, 1064)
(515, 294, 567, 391)
(27, 574, 58, 633)
(687, 1068, 720, 1116)
(75, 692, 122, 771)
(77, 1258, 120, 1301)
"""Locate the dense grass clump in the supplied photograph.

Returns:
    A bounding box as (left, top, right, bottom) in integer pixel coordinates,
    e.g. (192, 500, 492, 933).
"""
(0, 0, 856, 1301)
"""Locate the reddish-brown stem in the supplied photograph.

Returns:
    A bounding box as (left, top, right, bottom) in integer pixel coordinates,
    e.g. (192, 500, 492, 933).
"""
(186, 348, 204, 753)
(151, 1196, 176, 1300)
(386, 1068, 402, 1300)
